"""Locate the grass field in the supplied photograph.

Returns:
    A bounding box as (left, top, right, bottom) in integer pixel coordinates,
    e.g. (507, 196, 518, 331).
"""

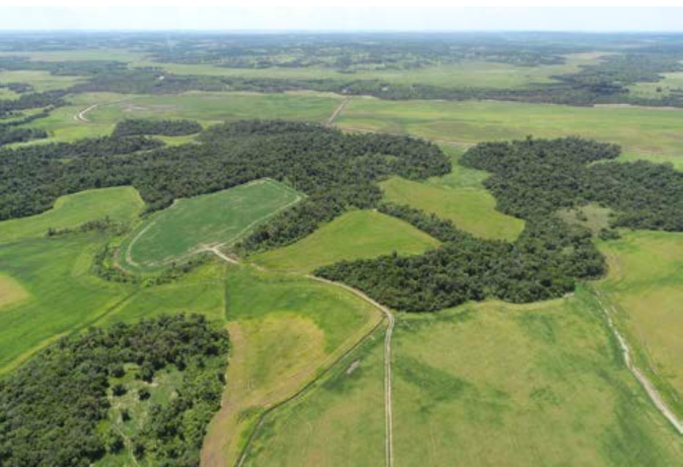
(380, 176, 524, 241)
(202, 265, 381, 467)
(336, 96, 683, 159)
(240, 289, 683, 466)
(118, 179, 303, 273)
(252, 210, 440, 273)
(0, 70, 84, 92)
(0, 186, 144, 245)
(596, 231, 683, 420)
(629, 72, 683, 99)
(19, 91, 344, 143)
(0, 233, 136, 374)
(131, 52, 606, 91)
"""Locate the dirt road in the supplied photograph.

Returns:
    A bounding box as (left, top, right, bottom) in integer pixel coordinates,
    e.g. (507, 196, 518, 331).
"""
(204, 249, 395, 467)
(326, 98, 350, 126)
(73, 104, 98, 122)
(593, 288, 683, 435)
(309, 275, 395, 467)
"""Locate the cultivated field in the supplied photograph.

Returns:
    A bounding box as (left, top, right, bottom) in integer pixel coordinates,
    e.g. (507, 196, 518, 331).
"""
(201, 265, 381, 467)
(252, 210, 440, 273)
(118, 179, 303, 273)
(596, 231, 683, 420)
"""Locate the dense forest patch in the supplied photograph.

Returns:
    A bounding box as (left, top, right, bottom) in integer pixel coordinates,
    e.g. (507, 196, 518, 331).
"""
(0, 314, 229, 467)
(0, 120, 449, 249)
(318, 137, 683, 311)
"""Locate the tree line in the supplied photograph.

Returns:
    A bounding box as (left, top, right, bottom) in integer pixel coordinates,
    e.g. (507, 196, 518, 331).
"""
(112, 118, 202, 137)
(0, 120, 449, 251)
(0, 314, 229, 467)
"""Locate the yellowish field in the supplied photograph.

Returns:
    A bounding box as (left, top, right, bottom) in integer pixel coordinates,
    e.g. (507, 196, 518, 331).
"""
(251, 210, 440, 273)
(380, 176, 524, 241)
(0, 274, 29, 308)
(0, 70, 83, 92)
(596, 231, 683, 419)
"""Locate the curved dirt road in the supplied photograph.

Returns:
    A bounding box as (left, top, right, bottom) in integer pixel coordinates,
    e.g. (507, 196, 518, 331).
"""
(204, 249, 395, 467)
(73, 104, 99, 122)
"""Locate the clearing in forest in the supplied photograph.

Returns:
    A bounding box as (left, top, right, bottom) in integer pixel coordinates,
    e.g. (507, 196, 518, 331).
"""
(118, 179, 303, 273)
(252, 210, 440, 273)
(380, 176, 524, 242)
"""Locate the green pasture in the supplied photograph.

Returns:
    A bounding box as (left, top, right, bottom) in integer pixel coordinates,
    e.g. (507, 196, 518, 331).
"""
(134, 52, 605, 91)
(0, 70, 83, 92)
(202, 265, 380, 466)
(336, 96, 683, 158)
(252, 210, 440, 273)
(20, 91, 343, 144)
(118, 179, 303, 273)
(0, 186, 144, 245)
(388, 291, 683, 466)
(596, 230, 683, 420)
(628, 72, 683, 99)
(0, 233, 136, 375)
(380, 176, 524, 241)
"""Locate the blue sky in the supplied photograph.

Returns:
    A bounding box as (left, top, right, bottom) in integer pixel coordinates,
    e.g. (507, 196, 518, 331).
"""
(1, 7, 683, 32)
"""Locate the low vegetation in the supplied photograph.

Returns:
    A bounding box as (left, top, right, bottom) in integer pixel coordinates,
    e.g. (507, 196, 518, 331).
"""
(252, 209, 439, 273)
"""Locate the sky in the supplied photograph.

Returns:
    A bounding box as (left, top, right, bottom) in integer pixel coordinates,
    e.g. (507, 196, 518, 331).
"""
(1, 7, 683, 32)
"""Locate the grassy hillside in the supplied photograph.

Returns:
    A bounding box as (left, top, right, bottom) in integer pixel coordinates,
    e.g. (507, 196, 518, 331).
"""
(201, 265, 381, 467)
(380, 176, 524, 241)
(0, 186, 144, 245)
(596, 231, 683, 420)
(337, 97, 683, 159)
(251, 210, 440, 273)
(118, 179, 303, 273)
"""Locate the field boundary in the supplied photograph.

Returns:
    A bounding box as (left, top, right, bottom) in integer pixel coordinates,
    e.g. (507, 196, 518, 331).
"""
(120, 178, 304, 272)
(592, 287, 683, 435)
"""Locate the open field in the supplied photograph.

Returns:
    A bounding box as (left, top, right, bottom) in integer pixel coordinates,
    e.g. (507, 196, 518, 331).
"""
(202, 265, 381, 467)
(19, 91, 344, 144)
(389, 292, 683, 466)
(596, 231, 683, 420)
(237, 289, 683, 466)
(129, 52, 606, 91)
(380, 176, 524, 241)
(0, 233, 136, 374)
(336, 96, 683, 158)
(0, 70, 84, 91)
(252, 210, 440, 273)
(118, 179, 303, 273)
(0, 186, 144, 245)
(242, 328, 387, 467)
(0, 48, 148, 63)
(629, 72, 683, 99)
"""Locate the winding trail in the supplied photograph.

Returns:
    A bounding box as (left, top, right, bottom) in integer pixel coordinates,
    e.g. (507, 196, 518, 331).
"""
(592, 288, 683, 435)
(204, 248, 395, 467)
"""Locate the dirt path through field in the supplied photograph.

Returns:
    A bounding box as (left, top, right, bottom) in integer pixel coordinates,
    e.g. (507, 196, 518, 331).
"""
(309, 275, 395, 467)
(203, 249, 395, 467)
(593, 288, 683, 435)
(327, 98, 350, 126)
(73, 104, 99, 122)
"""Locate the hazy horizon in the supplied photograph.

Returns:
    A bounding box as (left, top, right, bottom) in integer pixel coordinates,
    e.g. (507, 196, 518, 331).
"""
(1, 7, 683, 33)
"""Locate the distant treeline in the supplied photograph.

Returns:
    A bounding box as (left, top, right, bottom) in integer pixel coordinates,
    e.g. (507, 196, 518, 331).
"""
(318, 137, 683, 311)
(113, 118, 202, 137)
(0, 121, 449, 251)
(0, 314, 229, 467)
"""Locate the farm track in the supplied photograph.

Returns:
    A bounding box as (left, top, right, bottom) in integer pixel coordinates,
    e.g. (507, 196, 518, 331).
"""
(73, 104, 98, 122)
(592, 287, 683, 435)
(326, 98, 351, 126)
(204, 249, 395, 467)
